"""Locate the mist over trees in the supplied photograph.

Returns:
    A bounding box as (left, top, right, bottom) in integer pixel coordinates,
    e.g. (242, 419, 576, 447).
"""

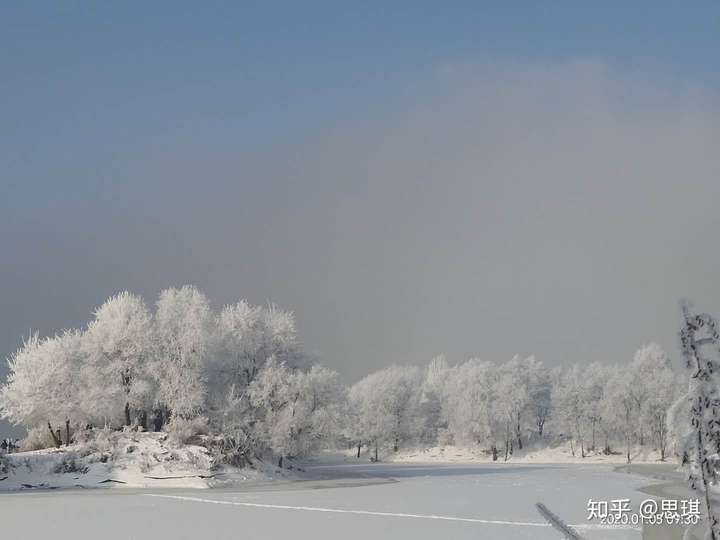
(0, 287, 687, 467)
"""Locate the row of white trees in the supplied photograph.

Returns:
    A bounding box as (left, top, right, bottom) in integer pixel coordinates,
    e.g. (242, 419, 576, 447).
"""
(347, 345, 683, 463)
(0, 287, 685, 466)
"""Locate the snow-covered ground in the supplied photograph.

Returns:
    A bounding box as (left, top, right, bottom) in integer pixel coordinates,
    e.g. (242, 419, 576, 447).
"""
(0, 432, 282, 491)
(387, 443, 669, 464)
(0, 460, 700, 539)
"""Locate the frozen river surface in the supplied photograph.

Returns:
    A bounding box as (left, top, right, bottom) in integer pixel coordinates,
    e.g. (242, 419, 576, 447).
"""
(0, 462, 674, 539)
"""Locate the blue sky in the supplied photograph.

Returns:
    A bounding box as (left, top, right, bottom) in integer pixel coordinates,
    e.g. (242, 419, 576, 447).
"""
(3, 2, 718, 142)
(1, 2, 720, 424)
(3, 3, 718, 188)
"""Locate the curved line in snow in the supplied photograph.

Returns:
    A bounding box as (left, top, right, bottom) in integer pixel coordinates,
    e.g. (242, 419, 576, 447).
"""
(143, 494, 640, 531)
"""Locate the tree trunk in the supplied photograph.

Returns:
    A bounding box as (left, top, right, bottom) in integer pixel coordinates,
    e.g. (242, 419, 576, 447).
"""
(516, 412, 523, 450)
(626, 435, 631, 464)
(374, 442, 378, 462)
(48, 422, 61, 448)
(626, 408, 632, 463)
(153, 408, 164, 432)
(356, 441, 361, 459)
(65, 419, 71, 446)
(697, 429, 718, 540)
(278, 455, 283, 468)
(124, 401, 131, 427)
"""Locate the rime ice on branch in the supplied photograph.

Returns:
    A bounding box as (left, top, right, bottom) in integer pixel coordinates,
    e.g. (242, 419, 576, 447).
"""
(679, 301, 720, 540)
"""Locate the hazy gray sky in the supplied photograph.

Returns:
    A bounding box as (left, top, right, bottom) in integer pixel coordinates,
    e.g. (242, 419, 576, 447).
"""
(3, 58, 719, 387)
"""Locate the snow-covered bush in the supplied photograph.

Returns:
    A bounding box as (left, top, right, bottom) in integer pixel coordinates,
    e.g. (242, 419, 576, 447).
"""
(166, 416, 209, 446)
(70, 426, 119, 459)
(51, 452, 88, 474)
(20, 425, 59, 451)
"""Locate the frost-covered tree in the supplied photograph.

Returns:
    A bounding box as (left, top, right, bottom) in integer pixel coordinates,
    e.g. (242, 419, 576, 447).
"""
(0, 285, 346, 463)
(348, 365, 421, 460)
(496, 356, 529, 457)
(553, 365, 587, 457)
(526, 356, 552, 439)
(250, 360, 343, 467)
(629, 343, 668, 446)
(417, 355, 450, 444)
(582, 363, 611, 452)
(0, 330, 87, 446)
(597, 368, 620, 455)
(645, 367, 678, 461)
(603, 369, 635, 463)
(444, 359, 501, 459)
(679, 304, 720, 540)
(629, 344, 678, 461)
(154, 286, 213, 422)
(210, 302, 303, 412)
(83, 291, 155, 427)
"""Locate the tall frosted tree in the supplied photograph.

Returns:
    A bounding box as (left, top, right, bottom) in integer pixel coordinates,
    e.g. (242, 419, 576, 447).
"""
(154, 286, 213, 421)
(84, 291, 155, 427)
(444, 359, 500, 459)
(496, 356, 529, 457)
(417, 355, 450, 444)
(630, 343, 678, 461)
(628, 343, 669, 446)
(605, 369, 635, 464)
(526, 356, 552, 439)
(582, 363, 610, 452)
(553, 365, 587, 457)
(679, 303, 720, 540)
